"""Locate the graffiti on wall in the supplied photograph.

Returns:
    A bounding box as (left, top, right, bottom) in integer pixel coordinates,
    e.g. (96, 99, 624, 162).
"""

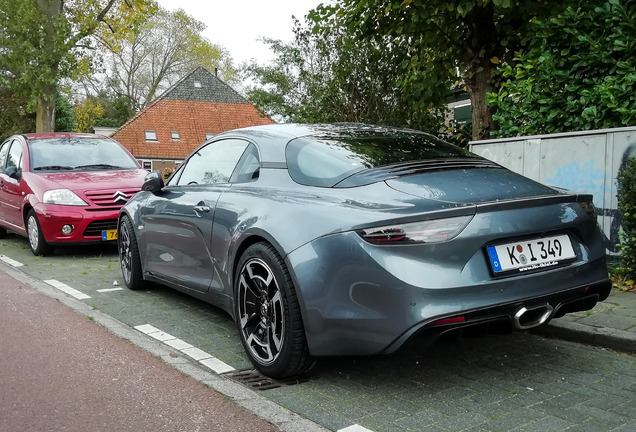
(545, 144, 636, 253)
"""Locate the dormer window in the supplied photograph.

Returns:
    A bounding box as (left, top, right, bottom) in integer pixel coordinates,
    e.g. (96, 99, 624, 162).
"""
(144, 130, 158, 141)
(193, 81, 202, 88)
(171, 131, 180, 141)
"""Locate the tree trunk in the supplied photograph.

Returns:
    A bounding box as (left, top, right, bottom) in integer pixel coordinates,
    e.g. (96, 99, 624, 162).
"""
(35, 85, 56, 133)
(461, 2, 500, 140)
(35, 0, 62, 133)
(465, 65, 497, 141)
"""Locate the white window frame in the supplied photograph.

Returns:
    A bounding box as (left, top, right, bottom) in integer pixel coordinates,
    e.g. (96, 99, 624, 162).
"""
(144, 130, 158, 141)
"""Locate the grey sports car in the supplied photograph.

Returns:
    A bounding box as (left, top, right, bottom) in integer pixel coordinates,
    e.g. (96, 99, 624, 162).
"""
(118, 123, 611, 378)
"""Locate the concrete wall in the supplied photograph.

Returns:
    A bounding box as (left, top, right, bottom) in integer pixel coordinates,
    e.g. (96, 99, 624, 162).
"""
(469, 126, 636, 253)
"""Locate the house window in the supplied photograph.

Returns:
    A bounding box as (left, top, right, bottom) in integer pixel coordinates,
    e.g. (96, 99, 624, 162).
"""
(171, 131, 180, 141)
(144, 130, 158, 141)
(193, 81, 202, 88)
(142, 161, 152, 170)
(205, 133, 216, 140)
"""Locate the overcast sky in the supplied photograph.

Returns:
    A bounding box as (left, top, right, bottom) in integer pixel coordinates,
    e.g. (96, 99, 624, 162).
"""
(155, 0, 323, 66)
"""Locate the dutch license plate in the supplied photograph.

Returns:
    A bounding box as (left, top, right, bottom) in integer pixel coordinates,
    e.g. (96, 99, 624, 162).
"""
(487, 234, 575, 274)
(102, 229, 118, 241)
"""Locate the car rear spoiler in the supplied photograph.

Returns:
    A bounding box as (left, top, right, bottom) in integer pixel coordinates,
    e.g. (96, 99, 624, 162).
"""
(475, 193, 594, 214)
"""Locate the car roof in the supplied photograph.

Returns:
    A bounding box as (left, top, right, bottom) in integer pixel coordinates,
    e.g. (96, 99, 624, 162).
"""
(212, 123, 440, 164)
(22, 132, 109, 140)
(220, 123, 427, 139)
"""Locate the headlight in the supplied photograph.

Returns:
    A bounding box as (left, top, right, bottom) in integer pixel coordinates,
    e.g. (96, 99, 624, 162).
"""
(357, 215, 473, 245)
(42, 189, 88, 206)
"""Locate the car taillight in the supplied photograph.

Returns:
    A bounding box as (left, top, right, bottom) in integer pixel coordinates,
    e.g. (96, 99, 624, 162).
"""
(357, 215, 473, 245)
(579, 201, 597, 220)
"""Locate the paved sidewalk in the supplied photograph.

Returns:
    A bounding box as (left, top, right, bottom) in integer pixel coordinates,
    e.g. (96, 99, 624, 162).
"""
(0, 267, 321, 432)
(535, 288, 636, 353)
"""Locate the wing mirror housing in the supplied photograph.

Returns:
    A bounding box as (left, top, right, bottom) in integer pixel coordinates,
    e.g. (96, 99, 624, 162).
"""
(142, 170, 165, 193)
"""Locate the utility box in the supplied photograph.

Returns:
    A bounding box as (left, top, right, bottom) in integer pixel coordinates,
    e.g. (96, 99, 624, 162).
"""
(469, 126, 636, 253)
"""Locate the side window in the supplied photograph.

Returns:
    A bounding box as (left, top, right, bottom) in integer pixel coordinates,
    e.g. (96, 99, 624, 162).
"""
(0, 141, 10, 170)
(176, 139, 250, 186)
(6, 140, 22, 170)
(230, 143, 260, 183)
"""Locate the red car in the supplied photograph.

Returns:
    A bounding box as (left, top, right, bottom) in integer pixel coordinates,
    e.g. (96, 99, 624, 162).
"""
(0, 133, 148, 255)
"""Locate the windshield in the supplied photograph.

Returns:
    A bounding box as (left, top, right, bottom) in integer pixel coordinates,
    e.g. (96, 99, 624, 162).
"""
(28, 137, 139, 171)
(285, 131, 478, 187)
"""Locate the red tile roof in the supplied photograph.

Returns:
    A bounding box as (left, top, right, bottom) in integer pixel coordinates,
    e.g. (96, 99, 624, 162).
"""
(112, 99, 274, 159)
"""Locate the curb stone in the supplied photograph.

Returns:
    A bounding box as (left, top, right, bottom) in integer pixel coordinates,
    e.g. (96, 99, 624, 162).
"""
(533, 319, 636, 354)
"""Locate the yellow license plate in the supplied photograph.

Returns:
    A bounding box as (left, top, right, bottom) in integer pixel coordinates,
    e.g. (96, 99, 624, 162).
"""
(102, 229, 118, 241)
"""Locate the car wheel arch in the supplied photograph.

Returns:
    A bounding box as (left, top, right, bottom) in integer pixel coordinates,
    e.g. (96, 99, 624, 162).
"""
(22, 203, 34, 226)
(231, 235, 280, 292)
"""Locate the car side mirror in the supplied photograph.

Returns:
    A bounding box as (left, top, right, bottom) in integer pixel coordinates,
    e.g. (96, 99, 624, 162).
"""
(5, 166, 21, 181)
(142, 170, 165, 193)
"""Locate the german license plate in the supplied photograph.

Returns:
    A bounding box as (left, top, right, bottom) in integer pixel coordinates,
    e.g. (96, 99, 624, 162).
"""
(102, 229, 118, 241)
(487, 234, 575, 274)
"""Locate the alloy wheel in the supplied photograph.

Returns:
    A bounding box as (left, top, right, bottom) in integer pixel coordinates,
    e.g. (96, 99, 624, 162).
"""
(119, 221, 132, 285)
(237, 257, 285, 366)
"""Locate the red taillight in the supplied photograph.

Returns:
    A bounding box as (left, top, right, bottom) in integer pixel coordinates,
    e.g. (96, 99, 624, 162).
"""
(431, 316, 466, 326)
(357, 215, 473, 245)
(579, 201, 597, 220)
(363, 228, 407, 243)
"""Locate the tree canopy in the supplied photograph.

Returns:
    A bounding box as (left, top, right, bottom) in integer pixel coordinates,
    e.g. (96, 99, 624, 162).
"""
(489, 0, 636, 137)
(243, 17, 448, 138)
(310, 0, 574, 140)
(95, 7, 236, 114)
(0, 0, 156, 132)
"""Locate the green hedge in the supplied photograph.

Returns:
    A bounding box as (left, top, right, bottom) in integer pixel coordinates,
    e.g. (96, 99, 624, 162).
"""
(616, 156, 636, 278)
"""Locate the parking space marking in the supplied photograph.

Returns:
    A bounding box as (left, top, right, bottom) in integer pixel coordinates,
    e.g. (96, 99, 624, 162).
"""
(0, 255, 24, 267)
(134, 324, 236, 375)
(338, 425, 373, 432)
(44, 279, 91, 300)
(97, 288, 124, 293)
(200, 357, 235, 375)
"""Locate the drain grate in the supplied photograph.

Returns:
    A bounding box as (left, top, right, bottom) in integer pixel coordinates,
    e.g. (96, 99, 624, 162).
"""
(227, 370, 309, 390)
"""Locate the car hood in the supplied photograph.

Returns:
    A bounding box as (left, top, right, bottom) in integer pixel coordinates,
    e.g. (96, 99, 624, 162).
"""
(385, 168, 560, 204)
(36, 169, 148, 191)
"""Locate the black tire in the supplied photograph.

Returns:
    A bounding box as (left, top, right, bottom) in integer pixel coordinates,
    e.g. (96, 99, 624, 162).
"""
(0, 226, 7, 239)
(235, 242, 316, 378)
(118, 215, 145, 290)
(26, 209, 53, 256)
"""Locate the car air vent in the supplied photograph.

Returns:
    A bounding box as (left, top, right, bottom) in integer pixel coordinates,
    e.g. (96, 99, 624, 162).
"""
(335, 158, 502, 187)
(83, 219, 118, 237)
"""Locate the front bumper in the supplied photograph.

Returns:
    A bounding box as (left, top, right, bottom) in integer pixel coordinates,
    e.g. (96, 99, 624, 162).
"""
(34, 203, 119, 244)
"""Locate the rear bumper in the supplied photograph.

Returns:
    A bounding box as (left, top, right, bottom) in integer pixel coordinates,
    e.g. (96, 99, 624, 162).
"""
(381, 279, 612, 354)
(287, 230, 610, 357)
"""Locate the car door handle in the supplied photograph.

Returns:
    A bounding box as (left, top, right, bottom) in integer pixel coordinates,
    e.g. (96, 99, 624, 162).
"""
(193, 205, 210, 213)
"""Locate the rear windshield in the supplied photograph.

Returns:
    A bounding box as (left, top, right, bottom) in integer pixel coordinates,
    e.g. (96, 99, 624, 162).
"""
(29, 137, 139, 171)
(285, 131, 477, 187)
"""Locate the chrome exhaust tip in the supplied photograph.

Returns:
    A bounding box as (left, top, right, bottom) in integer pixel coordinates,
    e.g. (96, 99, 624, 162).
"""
(514, 303, 554, 330)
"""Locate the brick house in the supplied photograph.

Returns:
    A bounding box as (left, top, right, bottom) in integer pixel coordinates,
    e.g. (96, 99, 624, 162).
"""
(112, 67, 274, 173)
